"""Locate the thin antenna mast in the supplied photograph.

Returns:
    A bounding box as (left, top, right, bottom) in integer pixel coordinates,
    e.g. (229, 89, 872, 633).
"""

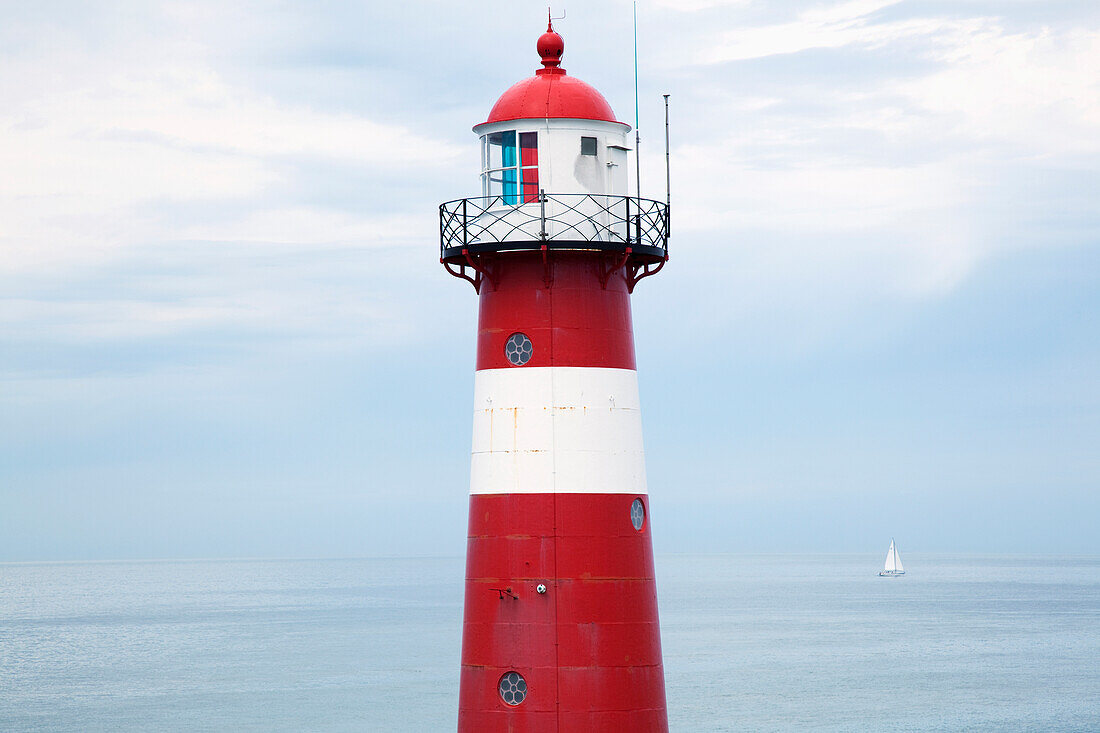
(663, 94, 670, 236)
(633, 1, 641, 200)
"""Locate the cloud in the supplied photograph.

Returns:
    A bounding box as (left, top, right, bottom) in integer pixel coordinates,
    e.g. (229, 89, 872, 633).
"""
(648, 2, 1100, 303)
(689, 3, 1100, 156)
(0, 10, 466, 360)
(697, 0, 922, 63)
(651, 0, 751, 10)
(899, 27, 1100, 156)
(0, 45, 460, 276)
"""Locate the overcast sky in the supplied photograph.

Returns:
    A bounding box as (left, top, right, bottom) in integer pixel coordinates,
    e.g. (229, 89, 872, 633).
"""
(2, 0, 1098, 560)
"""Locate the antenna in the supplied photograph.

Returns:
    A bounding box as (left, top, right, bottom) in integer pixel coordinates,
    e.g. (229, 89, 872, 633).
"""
(663, 94, 670, 237)
(633, 1, 641, 200)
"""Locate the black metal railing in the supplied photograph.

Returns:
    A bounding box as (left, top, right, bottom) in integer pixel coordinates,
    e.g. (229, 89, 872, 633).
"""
(439, 193, 669, 262)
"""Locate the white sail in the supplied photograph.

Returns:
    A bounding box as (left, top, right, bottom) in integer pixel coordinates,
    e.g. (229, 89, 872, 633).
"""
(880, 539, 905, 575)
(883, 540, 897, 572)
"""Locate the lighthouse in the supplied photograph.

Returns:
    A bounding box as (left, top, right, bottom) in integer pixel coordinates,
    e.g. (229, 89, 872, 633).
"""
(440, 17, 670, 732)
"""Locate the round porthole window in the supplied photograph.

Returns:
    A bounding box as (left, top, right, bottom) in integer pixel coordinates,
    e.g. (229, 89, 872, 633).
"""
(504, 333, 533, 366)
(630, 498, 645, 531)
(499, 671, 528, 706)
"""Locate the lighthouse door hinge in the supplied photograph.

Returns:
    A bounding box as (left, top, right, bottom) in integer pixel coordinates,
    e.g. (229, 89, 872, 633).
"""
(489, 587, 518, 600)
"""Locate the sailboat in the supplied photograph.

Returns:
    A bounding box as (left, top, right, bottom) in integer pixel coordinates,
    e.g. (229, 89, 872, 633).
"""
(879, 539, 905, 577)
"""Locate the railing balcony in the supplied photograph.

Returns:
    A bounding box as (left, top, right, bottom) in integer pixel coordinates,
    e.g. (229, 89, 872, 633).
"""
(439, 193, 669, 264)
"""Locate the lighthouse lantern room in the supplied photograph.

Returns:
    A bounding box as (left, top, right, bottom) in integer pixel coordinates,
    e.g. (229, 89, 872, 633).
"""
(441, 17, 670, 732)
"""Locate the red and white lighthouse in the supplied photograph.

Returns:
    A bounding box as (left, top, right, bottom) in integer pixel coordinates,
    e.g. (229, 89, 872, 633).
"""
(440, 18, 670, 732)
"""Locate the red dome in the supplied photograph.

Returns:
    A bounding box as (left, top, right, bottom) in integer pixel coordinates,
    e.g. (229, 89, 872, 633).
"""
(485, 74, 621, 125)
(483, 20, 622, 126)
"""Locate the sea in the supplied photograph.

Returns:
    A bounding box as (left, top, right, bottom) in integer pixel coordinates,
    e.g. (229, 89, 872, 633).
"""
(1, 554, 1098, 732)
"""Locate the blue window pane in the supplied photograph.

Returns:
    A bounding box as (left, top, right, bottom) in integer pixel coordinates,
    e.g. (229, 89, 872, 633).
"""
(501, 130, 517, 167)
(502, 168, 517, 205)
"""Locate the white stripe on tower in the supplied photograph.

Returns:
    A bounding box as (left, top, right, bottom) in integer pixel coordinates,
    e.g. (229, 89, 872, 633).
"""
(470, 366, 647, 495)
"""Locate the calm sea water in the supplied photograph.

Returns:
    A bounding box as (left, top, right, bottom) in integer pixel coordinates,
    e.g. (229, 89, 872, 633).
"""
(1, 555, 1097, 731)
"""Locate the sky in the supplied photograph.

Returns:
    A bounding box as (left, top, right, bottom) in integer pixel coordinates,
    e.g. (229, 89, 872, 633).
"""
(1, 0, 1098, 561)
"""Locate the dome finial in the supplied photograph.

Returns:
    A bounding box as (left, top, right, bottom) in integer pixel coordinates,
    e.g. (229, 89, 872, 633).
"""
(537, 11, 565, 72)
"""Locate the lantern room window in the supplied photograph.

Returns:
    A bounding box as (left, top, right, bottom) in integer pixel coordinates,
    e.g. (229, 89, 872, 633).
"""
(482, 131, 539, 204)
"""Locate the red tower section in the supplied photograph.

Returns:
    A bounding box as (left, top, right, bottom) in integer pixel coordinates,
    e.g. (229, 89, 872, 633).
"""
(441, 19, 669, 732)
